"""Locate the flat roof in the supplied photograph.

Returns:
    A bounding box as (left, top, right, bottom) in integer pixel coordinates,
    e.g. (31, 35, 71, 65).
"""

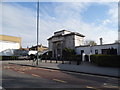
(54, 30, 71, 34)
(0, 35, 21, 43)
(75, 43, 120, 48)
(64, 32, 85, 37)
(48, 31, 85, 40)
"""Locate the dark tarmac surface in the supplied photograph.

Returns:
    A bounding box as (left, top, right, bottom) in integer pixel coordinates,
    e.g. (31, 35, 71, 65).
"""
(2, 63, 119, 89)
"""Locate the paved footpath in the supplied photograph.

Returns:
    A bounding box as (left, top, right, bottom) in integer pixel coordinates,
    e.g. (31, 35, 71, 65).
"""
(3, 60, 120, 78)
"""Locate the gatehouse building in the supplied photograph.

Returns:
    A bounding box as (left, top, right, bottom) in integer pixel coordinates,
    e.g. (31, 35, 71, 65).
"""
(48, 30, 120, 59)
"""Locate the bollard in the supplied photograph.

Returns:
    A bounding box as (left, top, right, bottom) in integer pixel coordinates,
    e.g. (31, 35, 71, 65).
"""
(69, 57, 71, 64)
(45, 60, 47, 63)
(69, 60, 71, 64)
(50, 60, 52, 63)
(62, 59, 64, 64)
(77, 59, 79, 65)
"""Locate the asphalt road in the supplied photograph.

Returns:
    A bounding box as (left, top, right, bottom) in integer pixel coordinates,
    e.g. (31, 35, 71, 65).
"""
(2, 63, 119, 89)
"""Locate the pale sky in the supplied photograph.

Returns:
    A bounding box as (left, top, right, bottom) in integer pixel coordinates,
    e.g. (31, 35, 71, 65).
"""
(1, 1, 118, 48)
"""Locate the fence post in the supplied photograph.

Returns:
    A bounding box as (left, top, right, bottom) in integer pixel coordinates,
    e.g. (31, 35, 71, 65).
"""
(69, 57, 71, 64)
(56, 59, 57, 63)
(45, 59, 47, 63)
(77, 58, 80, 65)
(50, 59, 52, 63)
(62, 59, 64, 64)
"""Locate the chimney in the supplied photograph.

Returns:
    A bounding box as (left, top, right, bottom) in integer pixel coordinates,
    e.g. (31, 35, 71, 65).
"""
(100, 38, 103, 45)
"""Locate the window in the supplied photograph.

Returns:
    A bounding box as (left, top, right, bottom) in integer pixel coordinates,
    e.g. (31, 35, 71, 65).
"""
(81, 50, 84, 54)
(95, 50, 98, 54)
(101, 48, 117, 55)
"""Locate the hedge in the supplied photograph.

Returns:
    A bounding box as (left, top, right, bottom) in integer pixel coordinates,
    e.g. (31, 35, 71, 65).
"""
(62, 55, 82, 61)
(0, 56, 19, 60)
(90, 54, 120, 67)
(41, 54, 82, 62)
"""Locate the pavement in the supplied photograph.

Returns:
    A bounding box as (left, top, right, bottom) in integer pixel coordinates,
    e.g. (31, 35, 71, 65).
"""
(4, 60, 120, 78)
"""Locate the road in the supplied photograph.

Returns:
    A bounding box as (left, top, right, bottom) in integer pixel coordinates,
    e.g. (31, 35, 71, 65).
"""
(1, 63, 119, 89)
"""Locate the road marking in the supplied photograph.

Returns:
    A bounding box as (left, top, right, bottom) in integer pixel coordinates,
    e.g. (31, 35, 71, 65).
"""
(86, 86, 100, 90)
(86, 86, 95, 89)
(53, 79, 67, 83)
(103, 83, 119, 88)
(103, 85, 119, 88)
(31, 74, 41, 77)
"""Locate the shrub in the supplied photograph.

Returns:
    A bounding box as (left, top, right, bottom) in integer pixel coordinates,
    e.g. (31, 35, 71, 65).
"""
(0, 56, 2, 60)
(41, 51, 52, 60)
(62, 55, 82, 62)
(1, 56, 18, 60)
(62, 48, 76, 58)
(90, 54, 120, 67)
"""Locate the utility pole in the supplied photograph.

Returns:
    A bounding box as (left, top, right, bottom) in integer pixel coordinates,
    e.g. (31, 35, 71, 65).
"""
(36, 0, 39, 65)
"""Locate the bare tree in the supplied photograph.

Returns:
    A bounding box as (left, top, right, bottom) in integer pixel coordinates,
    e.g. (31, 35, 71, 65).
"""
(84, 40, 97, 46)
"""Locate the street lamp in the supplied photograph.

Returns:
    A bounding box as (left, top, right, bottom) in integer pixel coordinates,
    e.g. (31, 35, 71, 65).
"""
(36, 0, 39, 65)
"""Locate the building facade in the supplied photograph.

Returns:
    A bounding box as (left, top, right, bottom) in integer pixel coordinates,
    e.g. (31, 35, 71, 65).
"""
(0, 35, 21, 52)
(48, 30, 85, 58)
(48, 30, 120, 59)
(75, 43, 120, 55)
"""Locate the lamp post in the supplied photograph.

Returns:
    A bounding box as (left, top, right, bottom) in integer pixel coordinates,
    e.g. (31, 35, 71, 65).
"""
(36, 0, 39, 65)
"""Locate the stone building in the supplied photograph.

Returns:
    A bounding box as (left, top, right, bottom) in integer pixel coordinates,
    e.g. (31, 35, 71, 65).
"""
(48, 30, 85, 58)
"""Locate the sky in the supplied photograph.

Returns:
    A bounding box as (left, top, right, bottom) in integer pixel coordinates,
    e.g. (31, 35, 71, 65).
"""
(1, 1, 118, 48)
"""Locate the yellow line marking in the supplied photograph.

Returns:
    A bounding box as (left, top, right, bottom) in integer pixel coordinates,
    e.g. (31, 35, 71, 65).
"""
(53, 79, 67, 83)
(86, 86, 100, 90)
(86, 86, 95, 89)
(86, 86, 103, 90)
(31, 74, 41, 77)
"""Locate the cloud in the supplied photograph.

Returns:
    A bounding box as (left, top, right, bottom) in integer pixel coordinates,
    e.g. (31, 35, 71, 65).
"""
(2, 3, 37, 47)
(102, 19, 110, 25)
(40, 2, 118, 45)
(39, 0, 119, 2)
(0, 3, 2, 34)
(2, 2, 118, 48)
(108, 3, 118, 24)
